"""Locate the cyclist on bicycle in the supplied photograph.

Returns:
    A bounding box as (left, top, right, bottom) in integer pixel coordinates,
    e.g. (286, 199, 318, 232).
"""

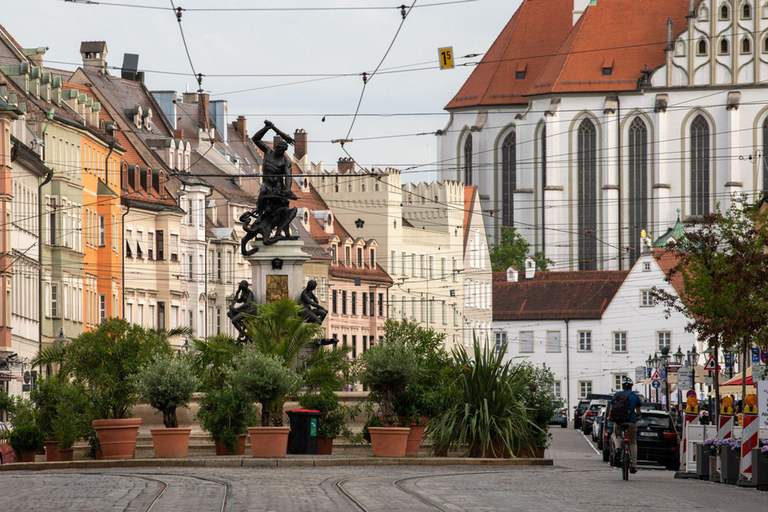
(606, 377, 643, 474)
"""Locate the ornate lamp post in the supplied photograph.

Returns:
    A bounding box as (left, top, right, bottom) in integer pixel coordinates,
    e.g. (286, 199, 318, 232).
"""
(652, 352, 661, 402)
(646, 354, 654, 399)
(661, 346, 671, 412)
(689, 345, 700, 399)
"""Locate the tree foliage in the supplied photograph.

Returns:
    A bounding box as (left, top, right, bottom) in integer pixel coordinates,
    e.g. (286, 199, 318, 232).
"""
(490, 226, 553, 272)
(135, 353, 200, 428)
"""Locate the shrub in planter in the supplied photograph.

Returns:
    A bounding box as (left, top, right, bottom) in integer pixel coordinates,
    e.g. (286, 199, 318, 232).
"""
(136, 352, 200, 457)
(197, 384, 257, 455)
(9, 425, 45, 462)
(231, 348, 300, 457)
(717, 438, 741, 485)
(30, 376, 91, 461)
(516, 363, 557, 454)
(298, 389, 353, 454)
(355, 339, 419, 457)
(427, 339, 538, 458)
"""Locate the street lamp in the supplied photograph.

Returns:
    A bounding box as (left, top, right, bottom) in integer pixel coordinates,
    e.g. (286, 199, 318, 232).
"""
(673, 346, 685, 366)
(689, 345, 700, 399)
(54, 328, 68, 346)
(725, 344, 739, 378)
(661, 347, 671, 412)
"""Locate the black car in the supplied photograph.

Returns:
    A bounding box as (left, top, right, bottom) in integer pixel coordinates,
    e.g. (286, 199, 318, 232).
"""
(581, 402, 606, 435)
(550, 406, 568, 428)
(573, 400, 590, 430)
(609, 410, 680, 471)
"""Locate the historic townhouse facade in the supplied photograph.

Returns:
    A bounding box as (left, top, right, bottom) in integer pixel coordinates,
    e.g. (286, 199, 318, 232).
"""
(438, 0, 768, 271)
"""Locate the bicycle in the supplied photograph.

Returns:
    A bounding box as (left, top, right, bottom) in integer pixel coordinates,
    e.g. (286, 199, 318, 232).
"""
(619, 425, 630, 480)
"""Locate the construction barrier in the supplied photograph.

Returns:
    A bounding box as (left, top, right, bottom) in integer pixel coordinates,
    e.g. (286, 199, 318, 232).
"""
(680, 394, 700, 473)
(740, 394, 759, 480)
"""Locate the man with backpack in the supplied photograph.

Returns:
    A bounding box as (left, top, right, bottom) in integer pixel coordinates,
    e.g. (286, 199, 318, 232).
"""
(606, 377, 643, 473)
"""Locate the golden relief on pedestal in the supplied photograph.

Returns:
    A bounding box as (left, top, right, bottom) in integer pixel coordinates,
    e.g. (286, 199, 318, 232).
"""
(266, 275, 289, 302)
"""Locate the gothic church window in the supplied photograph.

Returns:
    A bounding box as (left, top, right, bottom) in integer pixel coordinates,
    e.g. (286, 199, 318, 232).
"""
(463, 133, 473, 186)
(719, 38, 730, 54)
(577, 118, 598, 271)
(628, 117, 648, 267)
(699, 4, 710, 20)
(742, 36, 752, 53)
(501, 131, 516, 227)
(697, 39, 708, 55)
(743, 1, 752, 18)
(762, 34, 768, 52)
(720, 3, 730, 19)
(690, 115, 711, 216)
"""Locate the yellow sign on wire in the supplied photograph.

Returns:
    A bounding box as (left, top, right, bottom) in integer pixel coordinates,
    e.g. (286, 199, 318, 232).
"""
(438, 47, 455, 70)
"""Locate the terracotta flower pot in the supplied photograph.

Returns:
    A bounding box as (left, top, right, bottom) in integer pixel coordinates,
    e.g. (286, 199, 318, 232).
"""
(57, 448, 74, 462)
(94, 448, 103, 460)
(247, 426, 290, 458)
(45, 441, 60, 462)
(18, 450, 37, 462)
(369, 427, 409, 457)
(317, 436, 334, 455)
(150, 428, 192, 458)
(406, 424, 427, 456)
(93, 418, 142, 460)
(215, 435, 247, 456)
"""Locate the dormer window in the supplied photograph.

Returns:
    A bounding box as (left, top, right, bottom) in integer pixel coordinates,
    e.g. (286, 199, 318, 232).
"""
(330, 244, 338, 264)
(357, 247, 363, 267)
(601, 58, 613, 76)
(345, 245, 351, 266)
(369, 248, 375, 268)
(516, 62, 526, 79)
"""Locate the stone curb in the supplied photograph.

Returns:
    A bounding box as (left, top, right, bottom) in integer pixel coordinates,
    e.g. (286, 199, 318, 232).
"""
(0, 457, 553, 472)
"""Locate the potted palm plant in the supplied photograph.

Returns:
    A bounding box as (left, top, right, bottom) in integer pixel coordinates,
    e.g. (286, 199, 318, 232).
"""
(231, 347, 300, 457)
(356, 339, 419, 457)
(136, 352, 200, 458)
(197, 383, 257, 456)
(34, 319, 175, 459)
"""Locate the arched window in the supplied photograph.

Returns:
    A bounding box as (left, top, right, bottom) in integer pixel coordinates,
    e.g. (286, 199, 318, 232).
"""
(463, 133, 473, 186)
(690, 115, 711, 216)
(742, 37, 752, 53)
(698, 39, 708, 55)
(743, 2, 752, 18)
(628, 117, 648, 267)
(540, 125, 547, 253)
(501, 131, 516, 227)
(699, 4, 710, 20)
(720, 3, 730, 19)
(763, 35, 768, 52)
(762, 118, 768, 192)
(577, 118, 598, 271)
(720, 38, 730, 54)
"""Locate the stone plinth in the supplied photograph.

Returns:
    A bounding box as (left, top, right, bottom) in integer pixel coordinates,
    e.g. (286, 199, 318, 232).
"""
(245, 240, 309, 304)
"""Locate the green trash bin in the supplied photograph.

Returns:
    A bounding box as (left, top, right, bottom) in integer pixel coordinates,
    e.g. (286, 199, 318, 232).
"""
(287, 409, 321, 454)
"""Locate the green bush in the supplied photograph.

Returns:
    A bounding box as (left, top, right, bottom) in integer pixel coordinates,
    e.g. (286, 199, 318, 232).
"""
(197, 385, 257, 453)
(427, 338, 539, 458)
(9, 424, 45, 453)
(355, 339, 419, 426)
(136, 353, 200, 428)
(517, 363, 558, 450)
(230, 347, 300, 426)
(30, 377, 58, 440)
(53, 382, 92, 450)
(298, 389, 353, 439)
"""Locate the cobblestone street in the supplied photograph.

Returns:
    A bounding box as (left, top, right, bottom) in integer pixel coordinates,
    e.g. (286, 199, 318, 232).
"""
(1, 427, 765, 511)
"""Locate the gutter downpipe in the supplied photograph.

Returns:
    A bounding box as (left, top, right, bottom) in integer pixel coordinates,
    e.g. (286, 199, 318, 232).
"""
(565, 318, 571, 417)
(617, 95, 623, 271)
(38, 110, 54, 372)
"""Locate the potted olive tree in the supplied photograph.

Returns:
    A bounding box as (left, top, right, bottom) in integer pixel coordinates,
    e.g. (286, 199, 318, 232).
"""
(34, 319, 174, 459)
(356, 339, 419, 457)
(298, 389, 354, 455)
(197, 383, 257, 456)
(136, 352, 200, 458)
(231, 347, 299, 457)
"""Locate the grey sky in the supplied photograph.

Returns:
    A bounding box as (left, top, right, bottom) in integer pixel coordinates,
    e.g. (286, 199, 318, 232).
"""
(8, 0, 517, 183)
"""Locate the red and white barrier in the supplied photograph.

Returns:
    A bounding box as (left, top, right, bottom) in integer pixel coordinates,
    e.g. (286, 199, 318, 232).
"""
(680, 412, 700, 472)
(740, 411, 759, 478)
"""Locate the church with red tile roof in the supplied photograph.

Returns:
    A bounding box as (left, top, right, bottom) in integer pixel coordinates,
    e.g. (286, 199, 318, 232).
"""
(437, 0, 768, 272)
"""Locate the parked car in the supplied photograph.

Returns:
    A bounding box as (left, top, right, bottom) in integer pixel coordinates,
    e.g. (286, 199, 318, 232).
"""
(608, 410, 680, 470)
(601, 418, 613, 462)
(550, 405, 568, 428)
(581, 400, 607, 435)
(573, 400, 590, 430)
(591, 406, 606, 443)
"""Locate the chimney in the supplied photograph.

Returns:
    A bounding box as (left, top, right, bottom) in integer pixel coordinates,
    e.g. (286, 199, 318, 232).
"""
(524, 257, 536, 280)
(197, 92, 210, 132)
(506, 266, 519, 283)
(688, 0, 696, 16)
(294, 129, 307, 161)
(666, 18, 674, 50)
(210, 100, 228, 144)
(151, 90, 177, 130)
(80, 41, 108, 74)
(572, 0, 590, 25)
(236, 116, 247, 144)
(182, 92, 197, 104)
(25, 47, 46, 68)
(173, 130, 185, 139)
(121, 53, 140, 81)
(273, 135, 284, 148)
(338, 157, 355, 173)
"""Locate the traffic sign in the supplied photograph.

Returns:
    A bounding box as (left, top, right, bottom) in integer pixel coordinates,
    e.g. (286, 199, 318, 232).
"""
(678, 367, 691, 390)
(438, 47, 455, 70)
(762, 349, 768, 364)
(752, 347, 760, 363)
(652, 380, 661, 389)
(635, 366, 646, 382)
(687, 389, 697, 398)
(703, 354, 720, 372)
(651, 369, 662, 382)
(660, 369, 667, 379)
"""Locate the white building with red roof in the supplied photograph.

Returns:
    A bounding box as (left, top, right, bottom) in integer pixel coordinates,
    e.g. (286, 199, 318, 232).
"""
(438, 0, 768, 272)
